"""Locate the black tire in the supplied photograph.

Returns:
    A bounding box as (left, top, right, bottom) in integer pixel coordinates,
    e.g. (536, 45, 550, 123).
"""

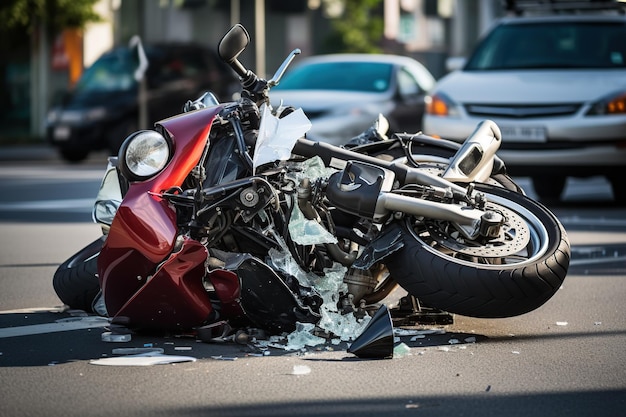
(53, 238, 104, 312)
(532, 175, 565, 205)
(386, 183, 570, 318)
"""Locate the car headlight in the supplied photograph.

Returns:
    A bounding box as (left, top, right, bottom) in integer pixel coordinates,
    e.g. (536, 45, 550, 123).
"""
(425, 92, 460, 117)
(46, 109, 60, 125)
(119, 130, 170, 181)
(587, 91, 626, 116)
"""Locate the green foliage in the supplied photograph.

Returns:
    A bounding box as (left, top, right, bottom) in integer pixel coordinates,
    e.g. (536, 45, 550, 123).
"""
(322, 0, 384, 54)
(0, 0, 102, 51)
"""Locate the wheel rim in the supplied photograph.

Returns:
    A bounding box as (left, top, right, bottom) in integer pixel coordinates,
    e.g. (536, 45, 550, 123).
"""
(405, 190, 551, 269)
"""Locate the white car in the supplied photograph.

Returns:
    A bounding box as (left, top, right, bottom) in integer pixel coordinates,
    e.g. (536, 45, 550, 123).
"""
(271, 54, 436, 146)
(422, 11, 626, 203)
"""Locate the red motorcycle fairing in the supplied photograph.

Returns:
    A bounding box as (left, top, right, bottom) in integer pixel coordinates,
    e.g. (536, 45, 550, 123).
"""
(114, 238, 211, 330)
(99, 105, 225, 325)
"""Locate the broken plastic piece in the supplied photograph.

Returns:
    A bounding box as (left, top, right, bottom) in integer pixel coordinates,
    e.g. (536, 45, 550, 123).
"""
(253, 105, 312, 173)
(347, 305, 394, 359)
(211, 356, 238, 361)
(112, 348, 164, 355)
(292, 365, 311, 375)
(101, 332, 131, 342)
(90, 353, 196, 366)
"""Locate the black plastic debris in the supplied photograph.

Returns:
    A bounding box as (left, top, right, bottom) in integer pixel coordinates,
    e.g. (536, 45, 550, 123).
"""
(347, 305, 394, 359)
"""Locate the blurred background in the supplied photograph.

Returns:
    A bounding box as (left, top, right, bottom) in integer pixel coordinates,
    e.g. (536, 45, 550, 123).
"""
(0, 0, 507, 146)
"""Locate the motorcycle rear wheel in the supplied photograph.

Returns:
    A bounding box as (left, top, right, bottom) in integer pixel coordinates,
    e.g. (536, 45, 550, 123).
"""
(53, 237, 103, 312)
(386, 183, 570, 318)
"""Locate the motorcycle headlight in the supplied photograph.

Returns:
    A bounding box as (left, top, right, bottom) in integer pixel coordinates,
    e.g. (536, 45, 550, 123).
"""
(119, 130, 171, 181)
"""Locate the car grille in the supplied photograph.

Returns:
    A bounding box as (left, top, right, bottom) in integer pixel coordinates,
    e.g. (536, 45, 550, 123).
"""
(464, 103, 581, 118)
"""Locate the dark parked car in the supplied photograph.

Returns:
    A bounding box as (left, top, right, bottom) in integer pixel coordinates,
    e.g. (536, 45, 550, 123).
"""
(46, 42, 239, 162)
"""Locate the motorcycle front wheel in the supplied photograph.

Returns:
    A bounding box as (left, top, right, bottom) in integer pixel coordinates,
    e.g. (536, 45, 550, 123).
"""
(53, 237, 103, 312)
(386, 183, 570, 318)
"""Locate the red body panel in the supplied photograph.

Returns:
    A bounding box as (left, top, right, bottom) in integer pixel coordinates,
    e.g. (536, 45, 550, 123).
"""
(114, 238, 212, 330)
(98, 105, 226, 328)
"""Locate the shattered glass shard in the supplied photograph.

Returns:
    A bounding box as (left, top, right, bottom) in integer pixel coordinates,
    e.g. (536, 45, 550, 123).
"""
(285, 322, 325, 350)
(288, 203, 337, 246)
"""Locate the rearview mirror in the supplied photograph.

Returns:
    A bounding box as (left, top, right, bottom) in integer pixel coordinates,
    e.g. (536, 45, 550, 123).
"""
(218, 24, 249, 64)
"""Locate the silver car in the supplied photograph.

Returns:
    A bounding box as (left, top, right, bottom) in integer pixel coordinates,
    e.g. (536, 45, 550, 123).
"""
(423, 12, 626, 203)
(271, 54, 436, 146)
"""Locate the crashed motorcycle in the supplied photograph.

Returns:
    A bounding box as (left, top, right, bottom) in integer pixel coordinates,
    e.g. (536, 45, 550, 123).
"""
(54, 25, 570, 344)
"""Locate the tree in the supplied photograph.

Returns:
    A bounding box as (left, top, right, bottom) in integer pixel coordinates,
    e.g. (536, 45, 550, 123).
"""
(0, 0, 102, 52)
(321, 0, 384, 54)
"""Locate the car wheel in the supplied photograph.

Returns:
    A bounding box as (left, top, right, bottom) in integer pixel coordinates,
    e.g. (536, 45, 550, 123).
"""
(532, 175, 565, 205)
(59, 147, 89, 163)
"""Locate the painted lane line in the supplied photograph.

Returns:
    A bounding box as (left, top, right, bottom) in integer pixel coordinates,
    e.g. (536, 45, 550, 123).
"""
(559, 217, 626, 227)
(0, 316, 109, 338)
(0, 198, 94, 211)
(569, 255, 626, 267)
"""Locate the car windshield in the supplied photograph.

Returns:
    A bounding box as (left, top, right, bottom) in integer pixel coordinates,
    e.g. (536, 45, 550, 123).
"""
(274, 61, 393, 92)
(74, 49, 139, 93)
(466, 21, 626, 70)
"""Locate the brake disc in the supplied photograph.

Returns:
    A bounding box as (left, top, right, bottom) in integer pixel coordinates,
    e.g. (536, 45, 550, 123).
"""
(425, 204, 531, 258)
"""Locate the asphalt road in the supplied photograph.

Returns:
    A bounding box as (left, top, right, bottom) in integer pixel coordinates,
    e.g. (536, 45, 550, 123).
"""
(0, 151, 625, 417)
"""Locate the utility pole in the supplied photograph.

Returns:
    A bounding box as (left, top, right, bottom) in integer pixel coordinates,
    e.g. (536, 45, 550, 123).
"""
(31, 18, 49, 138)
(231, 0, 240, 26)
(255, 0, 265, 78)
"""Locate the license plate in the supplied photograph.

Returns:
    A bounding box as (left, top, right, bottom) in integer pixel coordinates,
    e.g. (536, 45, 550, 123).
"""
(499, 125, 546, 142)
(53, 126, 71, 140)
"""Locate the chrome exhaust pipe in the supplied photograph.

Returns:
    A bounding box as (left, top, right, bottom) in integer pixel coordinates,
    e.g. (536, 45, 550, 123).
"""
(442, 120, 502, 183)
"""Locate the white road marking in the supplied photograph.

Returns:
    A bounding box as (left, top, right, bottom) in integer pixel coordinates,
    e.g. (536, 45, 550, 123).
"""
(0, 198, 94, 211)
(0, 316, 109, 338)
(569, 255, 626, 267)
(0, 166, 105, 180)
